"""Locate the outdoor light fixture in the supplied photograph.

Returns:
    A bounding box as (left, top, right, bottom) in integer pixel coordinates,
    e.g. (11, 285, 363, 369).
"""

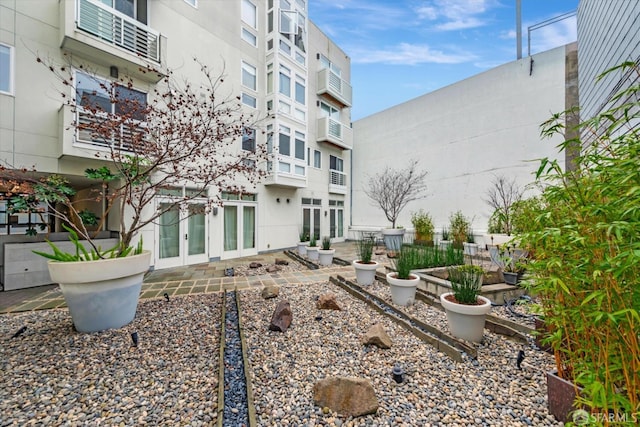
(164, 293, 170, 302)
(286, 198, 290, 203)
(392, 364, 404, 383)
(110, 66, 119, 78)
(276, 198, 281, 203)
(212, 207, 218, 216)
(131, 331, 139, 347)
(12, 326, 27, 339)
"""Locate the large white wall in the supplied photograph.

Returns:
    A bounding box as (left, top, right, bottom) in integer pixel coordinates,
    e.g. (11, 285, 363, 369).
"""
(351, 45, 572, 235)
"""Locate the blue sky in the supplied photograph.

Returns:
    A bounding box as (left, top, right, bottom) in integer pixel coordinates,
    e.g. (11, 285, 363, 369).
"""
(309, 0, 578, 120)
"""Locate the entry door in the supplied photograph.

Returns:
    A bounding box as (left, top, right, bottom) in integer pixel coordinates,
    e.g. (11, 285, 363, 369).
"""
(329, 207, 344, 240)
(222, 203, 257, 259)
(156, 201, 209, 269)
(303, 206, 321, 240)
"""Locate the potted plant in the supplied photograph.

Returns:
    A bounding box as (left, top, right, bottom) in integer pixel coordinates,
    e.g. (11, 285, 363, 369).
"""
(462, 227, 478, 256)
(439, 227, 451, 250)
(297, 229, 309, 256)
(520, 63, 640, 421)
(306, 235, 319, 261)
(352, 233, 379, 286)
(386, 247, 420, 306)
(449, 210, 470, 249)
(489, 246, 527, 285)
(317, 236, 335, 266)
(441, 264, 491, 342)
(411, 209, 434, 246)
(363, 160, 428, 252)
(0, 57, 266, 332)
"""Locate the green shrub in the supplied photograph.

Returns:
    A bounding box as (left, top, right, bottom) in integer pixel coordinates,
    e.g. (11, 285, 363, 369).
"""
(355, 233, 374, 263)
(321, 236, 331, 250)
(447, 264, 484, 304)
(449, 211, 470, 247)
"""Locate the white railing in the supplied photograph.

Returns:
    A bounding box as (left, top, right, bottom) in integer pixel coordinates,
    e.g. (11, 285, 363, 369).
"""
(317, 68, 352, 107)
(76, 108, 145, 152)
(76, 0, 160, 63)
(329, 169, 346, 187)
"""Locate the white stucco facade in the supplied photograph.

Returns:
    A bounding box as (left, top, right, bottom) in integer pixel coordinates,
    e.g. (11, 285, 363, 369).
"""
(351, 44, 574, 235)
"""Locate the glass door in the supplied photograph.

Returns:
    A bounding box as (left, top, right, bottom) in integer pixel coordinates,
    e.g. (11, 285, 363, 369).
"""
(329, 202, 344, 240)
(302, 199, 321, 241)
(222, 202, 257, 259)
(155, 200, 209, 269)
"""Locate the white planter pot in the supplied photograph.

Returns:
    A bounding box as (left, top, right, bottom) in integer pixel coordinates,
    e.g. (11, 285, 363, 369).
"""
(463, 242, 479, 256)
(306, 246, 319, 261)
(382, 228, 405, 251)
(483, 234, 516, 247)
(317, 248, 335, 266)
(386, 272, 419, 306)
(297, 242, 308, 256)
(440, 292, 492, 343)
(353, 260, 379, 286)
(48, 251, 151, 333)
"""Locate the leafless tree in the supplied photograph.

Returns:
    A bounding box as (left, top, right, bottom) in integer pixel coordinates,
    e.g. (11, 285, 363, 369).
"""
(484, 175, 524, 235)
(0, 56, 267, 256)
(364, 160, 428, 228)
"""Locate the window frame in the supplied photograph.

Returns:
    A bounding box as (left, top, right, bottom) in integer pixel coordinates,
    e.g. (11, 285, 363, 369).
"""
(329, 155, 343, 172)
(242, 127, 256, 152)
(0, 43, 15, 95)
(241, 61, 257, 108)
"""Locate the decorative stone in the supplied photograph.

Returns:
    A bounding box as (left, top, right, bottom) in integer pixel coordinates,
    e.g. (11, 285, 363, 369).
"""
(313, 377, 378, 417)
(249, 262, 262, 269)
(266, 265, 281, 273)
(269, 300, 292, 332)
(275, 258, 289, 266)
(316, 293, 341, 310)
(261, 285, 280, 299)
(361, 323, 392, 349)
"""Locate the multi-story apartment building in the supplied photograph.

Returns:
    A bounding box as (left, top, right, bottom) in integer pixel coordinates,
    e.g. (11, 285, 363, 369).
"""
(0, 0, 352, 278)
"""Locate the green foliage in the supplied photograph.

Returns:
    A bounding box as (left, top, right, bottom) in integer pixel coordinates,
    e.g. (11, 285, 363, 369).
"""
(308, 235, 317, 248)
(510, 196, 545, 236)
(486, 209, 505, 234)
(394, 244, 464, 270)
(441, 227, 450, 241)
(411, 209, 434, 236)
(465, 227, 475, 243)
(449, 211, 471, 247)
(299, 229, 309, 242)
(355, 233, 374, 263)
(390, 246, 413, 279)
(321, 236, 331, 250)
(447, 264, 484, 304)
(78, 209, 99, 226)
(521, 62, 640, 417)
(32, 224, 140, 261)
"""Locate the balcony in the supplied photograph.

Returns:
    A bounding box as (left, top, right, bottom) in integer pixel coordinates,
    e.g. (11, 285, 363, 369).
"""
(60, 0, 167, 83)
(329, 169, 347, 194)
(263, 154, 308, 188)
(316, 116, 353, 150)
(58, 104, 145, 159)
(317, 68, 352, 108)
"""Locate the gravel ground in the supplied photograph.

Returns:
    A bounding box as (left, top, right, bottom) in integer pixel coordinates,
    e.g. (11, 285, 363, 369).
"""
(241, 281, 560, 426)
(0, 294, 221, 426)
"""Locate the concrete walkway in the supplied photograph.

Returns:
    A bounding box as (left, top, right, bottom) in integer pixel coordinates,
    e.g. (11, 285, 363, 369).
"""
(0, 242, 377, 314)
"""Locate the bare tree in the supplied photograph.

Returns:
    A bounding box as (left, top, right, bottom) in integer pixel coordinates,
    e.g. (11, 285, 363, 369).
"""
(0, 56, 267, 256)
(484, 175, 523, 235)
(364, 160, 428, 228)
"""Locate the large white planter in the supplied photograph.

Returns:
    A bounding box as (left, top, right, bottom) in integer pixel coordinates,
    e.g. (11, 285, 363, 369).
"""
(48, 251, 151, 333)
(306, 246, 319, 261)
(440, 292, 492, 343)
(382, 228, 405, 251)
(463, 242, 479, 256)
(353, 260, 379, 286)
(439, 240, 452, 251)
(483, 234, 516, 247)
(317, 248, 335, 266)
(386, 272, 419, 306)
(297, 242, 308, 256)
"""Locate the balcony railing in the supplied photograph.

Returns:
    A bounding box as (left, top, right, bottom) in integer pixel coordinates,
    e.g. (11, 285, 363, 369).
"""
(317, 68, 352, 107)
(76, 108, 145, 152)
(317, 116, 353, 150)
(329, 169, 347, 194)
(76, 0, 160, 63)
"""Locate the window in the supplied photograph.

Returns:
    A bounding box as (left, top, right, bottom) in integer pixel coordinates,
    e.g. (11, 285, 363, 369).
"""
(241, 0, 257, 46)
(330, 155, 343, 172)
(279, 65, 291, 97)
(279, 126, 290, 156)
(241, 62, 257, 108)
(0, 44, 14, 95)
(320, 101, 340, 120)
(313, 150, 321, 168)
(184, 0, 197, 8)
(266, 63, 273, 93)
(294, 131, 305, 160)
(319, 54, 341, 77)
(242, 128, 256, 152)
(295, 76, 305, 105)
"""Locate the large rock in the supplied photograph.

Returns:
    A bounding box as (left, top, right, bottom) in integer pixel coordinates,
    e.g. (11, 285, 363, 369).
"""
(316, 293, 341, 310)
(249, 262, 262, 269)
(275, 258, 289, 265)
(266, 265, 281, 273)
(261, 285, 279, 299)
(362, 323, 392, 349)
(313, 377, 378, 417)
(269, 300, 292, 332)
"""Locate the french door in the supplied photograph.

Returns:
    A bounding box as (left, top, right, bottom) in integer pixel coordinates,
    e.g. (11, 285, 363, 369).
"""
(302, 198, 321, 240)
(155, 200, 209, 269)
(329, 200, 344, 240)
(222, 202, 257, 259)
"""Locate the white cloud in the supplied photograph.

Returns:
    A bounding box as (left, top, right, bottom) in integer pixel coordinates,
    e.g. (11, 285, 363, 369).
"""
(500, 29, 516, 40)
(415, 0, 497, 31)
(528, 15, 577, 54)
(352, 43, 476, 65)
